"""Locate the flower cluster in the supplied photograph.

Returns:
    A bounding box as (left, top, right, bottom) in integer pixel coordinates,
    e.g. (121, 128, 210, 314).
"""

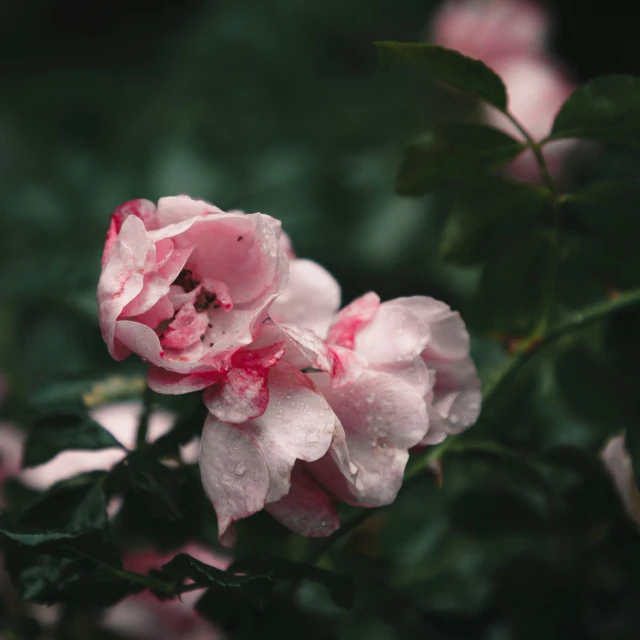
(431, 0, 578, 181)
(97, 196, 481, 543)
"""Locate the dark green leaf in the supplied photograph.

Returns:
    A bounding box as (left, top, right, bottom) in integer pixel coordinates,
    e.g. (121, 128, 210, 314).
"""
(123, 451, 185, 521)
(397, 123, 524, 196)
(475, 229, 552, 334)
(440, 179, 551, 264)
(375, 41, 508, 110)
(556, 346, 632, 426)
(0, 520, 82, 546)
(566, 179, 640, 287)
(19, 473, 108, 533)
(162, 553, 273, 608)
(549, 75, 640, 147)
(23, 409, 125, 468)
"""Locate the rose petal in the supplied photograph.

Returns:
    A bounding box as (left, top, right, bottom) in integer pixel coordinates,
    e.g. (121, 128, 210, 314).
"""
(160, 303, 210, 350)
(98, 215, 154, 360)
(265, 464, 340, 537)
(200, 418, 270, 539)
(327, 292, 380, 350)
(309, 370, 428, 507)
(392, 297, 470, 362)
(156, 195, 225, 227)
(269, 259, 341, 339)
(147, 366, 224, 395)
(354, 301, 431, 366)
(200, 362, 336, 539)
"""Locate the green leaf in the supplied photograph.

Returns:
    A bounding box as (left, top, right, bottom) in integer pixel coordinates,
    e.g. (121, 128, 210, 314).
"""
(475, 229, 552, 334)
(19, 474, 108, 533)
(0, 521, 83, 546)
(23, 408, 125, 468)
(375, 41, 508, 110)
(565, 179, 640, 287)
(230, 553, 355, 609)
(440, 178, 551, 264)
(161, 553, 273, 608)
(123, 451, 185, 521)
(397, 123, 524, 196)
(549, 75, 640, 148)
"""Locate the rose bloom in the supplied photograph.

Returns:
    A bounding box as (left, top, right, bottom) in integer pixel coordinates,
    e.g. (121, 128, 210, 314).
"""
(200, 242, 481, 539)
(483, 54, 576, 181)
(601, 434, 640, 530)
(431, 0, 578, 181)
(431, 0, 549, 61)
(98, 196, 288, 377)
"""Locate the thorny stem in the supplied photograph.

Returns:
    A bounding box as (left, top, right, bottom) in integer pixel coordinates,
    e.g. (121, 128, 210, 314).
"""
(136, 384, 154, 449)
(300, 287, 640, 571)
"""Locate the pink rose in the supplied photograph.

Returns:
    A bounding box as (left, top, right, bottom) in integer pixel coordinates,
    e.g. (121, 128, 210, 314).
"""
(306, 294, 481, 507)
(261, 294, 481, 536)
(98, 196, 288, 375)
(601, 435, 640, 530)
(431, 0, 578, 181)
(431, 0, 549, 62)
(483, 55, 576, 181)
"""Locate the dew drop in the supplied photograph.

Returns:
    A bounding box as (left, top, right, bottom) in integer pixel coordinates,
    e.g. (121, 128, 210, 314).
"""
(367, 392, 376, 403)
(305, 433, 319, 443)
(235, 463, 247, 476)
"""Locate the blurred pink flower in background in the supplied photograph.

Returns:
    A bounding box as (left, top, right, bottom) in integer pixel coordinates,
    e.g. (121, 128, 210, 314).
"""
(431, 0, 578, 181)
(103, 544, 229, 640)
(601, 434, 640, 530)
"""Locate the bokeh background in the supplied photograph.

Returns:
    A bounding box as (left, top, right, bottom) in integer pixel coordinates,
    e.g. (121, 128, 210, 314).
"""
(3, 1, 640, 638)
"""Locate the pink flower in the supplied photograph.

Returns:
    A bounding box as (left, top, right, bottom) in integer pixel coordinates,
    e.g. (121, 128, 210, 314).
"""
(431, 0, 578, 180)
(97, 196, 288, 375)
(305, 294, 481, 508)
(483, 55, 576, 181)
(431, 0, 549, 61)
(601, 435, 640, 530)
(102, 544, 229, 640)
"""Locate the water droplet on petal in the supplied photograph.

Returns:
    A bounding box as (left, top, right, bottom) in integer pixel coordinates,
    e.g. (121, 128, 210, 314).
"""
(235, 463, 247, 476)
(306, 433, 318, 443)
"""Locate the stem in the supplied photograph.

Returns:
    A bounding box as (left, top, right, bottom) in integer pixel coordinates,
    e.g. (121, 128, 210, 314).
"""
(64, 546, 206, 596)
(65, 546, 175, 594)
(136, 384, 154, 449)
(504, 110, 561, 333)
(300, 287, 640, 571)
